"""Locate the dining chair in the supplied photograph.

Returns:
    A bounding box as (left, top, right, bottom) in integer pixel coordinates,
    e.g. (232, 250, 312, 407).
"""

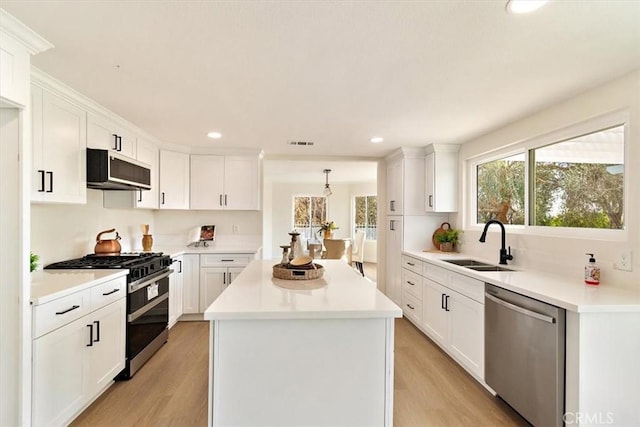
(322, 239, 347, 260)
(351, 230, 366, 276)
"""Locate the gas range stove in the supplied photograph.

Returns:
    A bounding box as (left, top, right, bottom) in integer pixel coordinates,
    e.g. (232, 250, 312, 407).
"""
(45, 252, 172, 283)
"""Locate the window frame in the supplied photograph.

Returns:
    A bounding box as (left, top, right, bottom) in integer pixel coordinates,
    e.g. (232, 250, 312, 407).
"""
(291, 194, 328, 241)
(467, 110, 629, 241)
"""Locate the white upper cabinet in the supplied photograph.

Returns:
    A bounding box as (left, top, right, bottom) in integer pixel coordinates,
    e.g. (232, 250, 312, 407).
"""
(31, 84, 87, 204)
(87, 112, 136, 159)
(159, 150, 190, 210)
(0, 10, 53, 107)
(424, 144, 459, 212)
(385, 148, 425, 216)
(190, 154, 260, 210)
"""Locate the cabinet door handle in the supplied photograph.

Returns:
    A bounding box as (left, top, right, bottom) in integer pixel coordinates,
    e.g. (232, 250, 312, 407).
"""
(219, 194, 223, 206)
(178, 260, 183, 273)
(138, 189, 143, 202)
(406, 303, 415, 310)
(428, 195, 433, 208)
(93, 320, 100, 343)
(441, 294, 446, 310)
(161, 192, 165, 205)
(224, 194, 228, 206)
(390, 200, 395, 211)
(223, 271, 226, 285)
(86, 324, 94, 347)
(118, 135, 123, 152)
(46, 171, 53, 193)
(112, 134, 119, 150)
(227, 272, 231, 284)
(102, 288, 119, 296)
(38, 170, 45, 192)
(389, 220, 395, 231)
(445, 295, 450, 312)
(55, 305, 80, 315)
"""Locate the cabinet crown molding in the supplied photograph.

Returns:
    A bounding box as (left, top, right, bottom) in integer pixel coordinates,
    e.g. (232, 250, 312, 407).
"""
(385, 147, 425, 162)
(0, 9, 53, 54)
(424, 143, 460, 155)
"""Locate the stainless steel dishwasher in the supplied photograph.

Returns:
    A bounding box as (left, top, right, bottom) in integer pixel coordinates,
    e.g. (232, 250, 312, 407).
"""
(485, 284, 565, 427)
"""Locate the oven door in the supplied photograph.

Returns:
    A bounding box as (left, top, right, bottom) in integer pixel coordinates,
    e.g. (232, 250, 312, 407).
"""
(127, 272, 170, 364)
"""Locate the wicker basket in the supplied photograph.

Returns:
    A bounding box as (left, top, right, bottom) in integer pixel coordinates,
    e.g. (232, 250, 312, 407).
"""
(272, 263, 325, 280)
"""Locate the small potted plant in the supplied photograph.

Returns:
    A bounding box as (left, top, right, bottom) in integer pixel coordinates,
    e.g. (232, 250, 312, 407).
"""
(317, 221, 339, 239)
(436, 228, 462, 252)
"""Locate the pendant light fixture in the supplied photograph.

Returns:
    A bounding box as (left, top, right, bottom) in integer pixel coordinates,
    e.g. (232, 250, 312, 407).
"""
(323, 169, 333, 196)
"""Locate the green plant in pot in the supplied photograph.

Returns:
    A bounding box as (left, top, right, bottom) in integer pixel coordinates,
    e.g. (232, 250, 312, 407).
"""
(30, 252, 39, 272)
(436, 228, 462, 252)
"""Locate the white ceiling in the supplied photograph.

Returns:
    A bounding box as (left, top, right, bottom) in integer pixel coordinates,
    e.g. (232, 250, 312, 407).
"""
(265, 160, 377, 183)
(2, 1, 640, 158)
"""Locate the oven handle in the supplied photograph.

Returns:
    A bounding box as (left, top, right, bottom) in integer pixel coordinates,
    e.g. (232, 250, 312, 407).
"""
(128, 293, 169, 323)
(129, 269, 173, 293)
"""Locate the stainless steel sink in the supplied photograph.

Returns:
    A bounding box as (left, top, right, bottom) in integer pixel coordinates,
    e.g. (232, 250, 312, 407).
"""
(442, 259, 514, 272)
(466, 265, 514, 272)
(442, 259, 492, 267)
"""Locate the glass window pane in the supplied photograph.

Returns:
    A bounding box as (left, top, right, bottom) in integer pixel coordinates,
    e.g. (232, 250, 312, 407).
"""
(294, 197, 310, 228)
(532, 125, 624, 229)
(355, 197, 366, 226)
(476, 154, 525, 225)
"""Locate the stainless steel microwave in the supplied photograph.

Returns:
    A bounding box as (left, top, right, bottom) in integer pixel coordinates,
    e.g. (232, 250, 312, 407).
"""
(86, 148, 152, 191)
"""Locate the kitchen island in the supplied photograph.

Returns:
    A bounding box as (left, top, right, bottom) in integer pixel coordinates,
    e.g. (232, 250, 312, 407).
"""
(204, 259, 402, 427)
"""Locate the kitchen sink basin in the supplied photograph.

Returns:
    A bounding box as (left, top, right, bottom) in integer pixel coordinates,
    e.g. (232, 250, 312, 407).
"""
(442, 259, 492, 267)
(442, 259, 514, 272)
(466, 265, 514, 272)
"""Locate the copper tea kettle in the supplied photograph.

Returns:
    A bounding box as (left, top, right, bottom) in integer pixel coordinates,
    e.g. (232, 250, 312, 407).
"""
(94, 228, 122, 255)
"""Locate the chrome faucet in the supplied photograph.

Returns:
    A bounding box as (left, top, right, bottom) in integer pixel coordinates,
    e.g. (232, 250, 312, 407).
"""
(479, 219, 513, 265)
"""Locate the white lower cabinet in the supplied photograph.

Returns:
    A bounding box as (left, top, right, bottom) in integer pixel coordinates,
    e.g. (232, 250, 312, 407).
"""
(182, 253, 253, 314)
(181, 254, 201, 314)
(169, 255, 184, 327)
(32, 277, 126, 427)
(199, 254, 251, 312)
(401, 255, 485, 381)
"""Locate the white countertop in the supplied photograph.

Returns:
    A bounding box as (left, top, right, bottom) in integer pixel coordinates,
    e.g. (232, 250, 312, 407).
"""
(30, 270, 128, 305)
(403, 250, 640, 313)
(204, 260, 402, 321)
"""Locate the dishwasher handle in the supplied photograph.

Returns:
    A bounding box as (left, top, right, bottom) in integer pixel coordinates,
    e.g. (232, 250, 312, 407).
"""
(485, 292, 555, 324)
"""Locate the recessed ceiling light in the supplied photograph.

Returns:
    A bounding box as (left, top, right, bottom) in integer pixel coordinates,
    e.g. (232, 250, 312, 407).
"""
(505, 0, 548, 14)
(370, 137, 384, 143)
(207, 131, 222, 139)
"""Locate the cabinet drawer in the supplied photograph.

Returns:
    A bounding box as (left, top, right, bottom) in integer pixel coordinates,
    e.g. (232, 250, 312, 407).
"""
(402, 290, 422, 325)
(423, 262, 449, 284)
(448, 272, 484, 304)
(401, 269, 423, 300)
(401, 255, 422, 274)
(200, 254, 252, 267)
(33, 290, 90, 339)
(90, 277, 126, 311)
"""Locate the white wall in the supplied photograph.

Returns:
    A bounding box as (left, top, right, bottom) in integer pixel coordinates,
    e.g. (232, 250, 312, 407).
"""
(31, 190, 155, 266)
(453, 70, 640, 288)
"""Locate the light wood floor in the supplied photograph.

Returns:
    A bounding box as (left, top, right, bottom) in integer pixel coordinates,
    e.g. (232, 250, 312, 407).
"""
(72, 318, 528, 426)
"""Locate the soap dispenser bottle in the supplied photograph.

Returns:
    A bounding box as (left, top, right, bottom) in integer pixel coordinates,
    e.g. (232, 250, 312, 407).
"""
(584, 253, 600, 285)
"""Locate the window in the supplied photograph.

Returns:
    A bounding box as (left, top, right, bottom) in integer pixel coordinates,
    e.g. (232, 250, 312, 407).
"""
(531, 125, 624, 229)
(354, 196, 377, 240)
(293, 196, 327, 240)
(476, 154, 525, 225)
(473, 118, 626, 232)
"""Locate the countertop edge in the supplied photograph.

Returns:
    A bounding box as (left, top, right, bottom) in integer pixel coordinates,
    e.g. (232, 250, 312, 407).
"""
(203, 309, 403, 321)
(30, 270, 128, 305)
(402, 250, 640, 313)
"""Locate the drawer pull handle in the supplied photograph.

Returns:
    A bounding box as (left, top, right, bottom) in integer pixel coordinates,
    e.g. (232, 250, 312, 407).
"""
(407, 281, 415, 286)
(221, 259, 234, 262)
(406, 303, 415, 310)
(56, 305, 80, 315)
(406, 262, 415, 266)
(102, 288, 120, 296)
